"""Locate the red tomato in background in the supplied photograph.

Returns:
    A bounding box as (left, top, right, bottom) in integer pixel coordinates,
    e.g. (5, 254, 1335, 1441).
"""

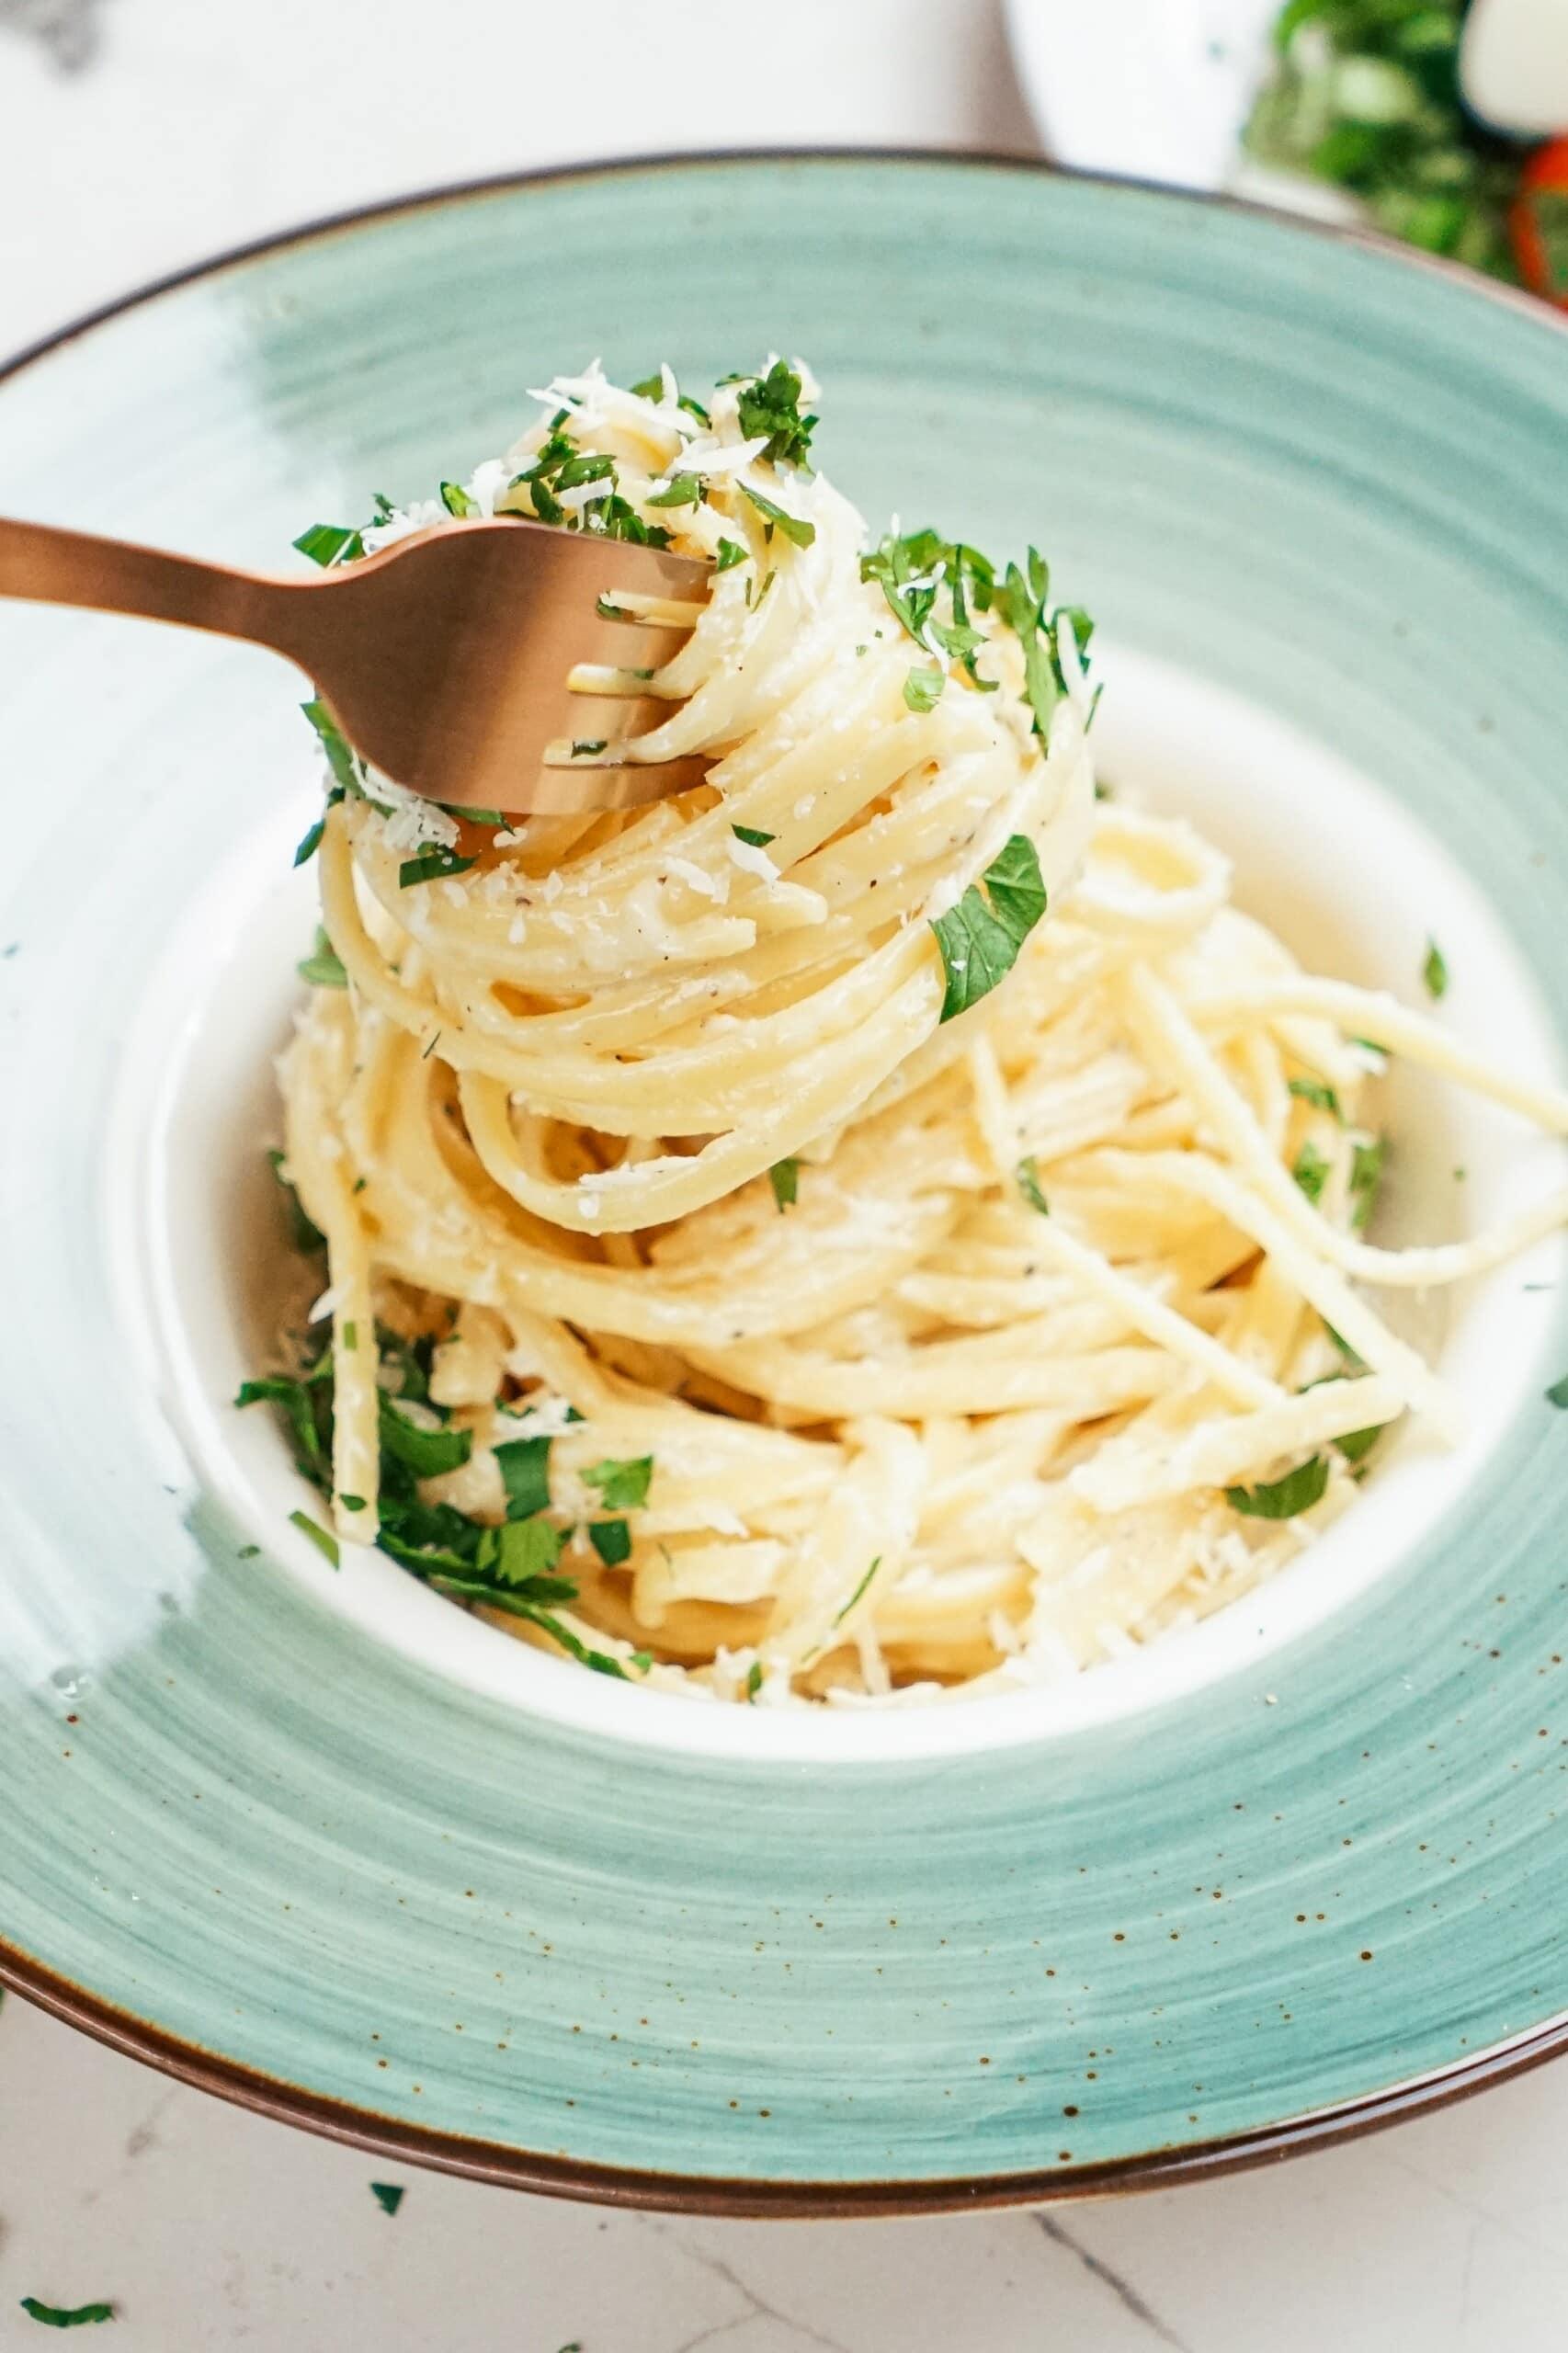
(1511, 134, 1568, 308)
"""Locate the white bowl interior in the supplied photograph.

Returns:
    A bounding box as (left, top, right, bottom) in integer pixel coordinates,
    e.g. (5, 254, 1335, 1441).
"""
(108, 642, 1567, 1762)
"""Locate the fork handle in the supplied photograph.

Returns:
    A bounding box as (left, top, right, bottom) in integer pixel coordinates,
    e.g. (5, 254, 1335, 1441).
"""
(0, 515, 309, 662)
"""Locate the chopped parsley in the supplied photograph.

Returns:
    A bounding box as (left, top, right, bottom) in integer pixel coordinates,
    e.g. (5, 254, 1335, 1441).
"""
(1546, 1375, 1568, 1410)
(479, 1517, 567, 1583)
(341, 1322, 358, 1352)
(768, 1157, 799, 1211)
(369, 2182, 405, 2216)
(645, 473, 705, 508)
(494, 1431, 551, 1520)
(18, 2302, 115, 2330)
(1016, 1156, 1050, 1216)
(588, 1518, 632, 1566)
(398, 845, 477, 889)
(240, 1336, 635, 1677)
(443, 804, 506, 826)
(744, 1660, 763, 1701)
(1225, 1455, 1330, 1519)
(379, 1394, 472, 1480)
(832, 1555, 881, 1627)
(266, 1147, 324, 1256)
(1335, 1420, 1385, 1467)
(1289, 1075, 1341, 1119)
(301, 696, 363, 798)
(903, 665, 945, 712)
(714, 538, 748, 573)
(930, 834, 1048, 1023)
(289, 1507, 340, 1566)
(734, 359, 817, 471)
(439, 481, 478, 518)
(293, 521, 363, 567)
(732, 823, 776, 847)
(1423, 938, 1449, 999)
(1349, 1136, 1385, 1232)
(596, 595, 632, 621)
(297, 925, 347, 988)
(583, 1455, 653, 1511)
(1292, 1140, 1330, 1205)
(738, 483, 815, 548)
(570, 740, 608, 758)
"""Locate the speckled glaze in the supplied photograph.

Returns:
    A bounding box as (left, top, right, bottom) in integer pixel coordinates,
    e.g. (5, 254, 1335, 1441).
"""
(3, 156, 1568, 2211)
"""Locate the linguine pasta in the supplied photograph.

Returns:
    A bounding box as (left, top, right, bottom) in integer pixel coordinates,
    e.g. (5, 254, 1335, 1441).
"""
(250, 359, 1568, 1708)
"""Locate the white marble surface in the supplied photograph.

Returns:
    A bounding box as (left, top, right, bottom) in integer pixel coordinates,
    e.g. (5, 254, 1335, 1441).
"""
(5, 1, 1568, 2345)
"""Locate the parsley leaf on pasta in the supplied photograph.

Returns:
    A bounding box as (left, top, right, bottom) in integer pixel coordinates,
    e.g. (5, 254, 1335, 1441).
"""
(494, 1433, 551, 1520)
(931, 835, 1048, 1023)
(768, 1158, 799, 1211)
(583, 1456, 653, 1511)
(1225, 1456, 1330, 1519)
(293, 522, 363, 567)
(297, 926, 347, 989)
(738, 484, 815, 548)
(735, 359, 817, 471)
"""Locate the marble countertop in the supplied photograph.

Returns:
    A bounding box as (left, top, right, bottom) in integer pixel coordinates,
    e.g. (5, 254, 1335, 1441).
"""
(5, 2, 1568, 2344)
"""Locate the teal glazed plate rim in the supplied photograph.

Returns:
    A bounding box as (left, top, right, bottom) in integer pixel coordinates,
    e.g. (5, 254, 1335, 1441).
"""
(4, 150, 1568, 2215)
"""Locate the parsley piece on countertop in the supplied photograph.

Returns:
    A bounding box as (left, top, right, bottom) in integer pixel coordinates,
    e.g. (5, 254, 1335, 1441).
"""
(1016, 1156, 1050, 1216)
(735, 359, 818, 471)
(583, 1455, 653, 1511)
(398, 845, 476, 889)
(1292, 1140, 1330, 1205)
(833, 1556, 881, 1627)
(739, 483, 814, 548)
(18, 2300, 115, 2329)
(931, 834, 1048, 1023)
(290, 1508, 340, 1566)
(298, 926, 347, 988)
(768, 1157, 799, 1211)
(732, 824, 776, 847)
(903, 665, 945, 712)
(293, 521, 363, 567)
(589, 1518, 632, 1566)
(494, 1432, 551, 1520)
(266, 1148, 325, 1256)
(1423, 938, 1449, 999)
(744, 1660, 763, 1702)
(379, 1394, 472, 1480)
(369, 2183, 405, 2216)
(1225, 1455, 1330, 1520)
(1349, 1136, 1385, 1232)
(1546, 1375, 1568, 1409)
(438, 481, 478, 517)
(1289, 1075, 1341, 1119)
(714, 538, 748, 572)
(646, 472, 705, 507)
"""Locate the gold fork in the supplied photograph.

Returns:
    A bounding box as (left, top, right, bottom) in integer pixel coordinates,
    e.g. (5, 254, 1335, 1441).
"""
(0, 513, 714, 816)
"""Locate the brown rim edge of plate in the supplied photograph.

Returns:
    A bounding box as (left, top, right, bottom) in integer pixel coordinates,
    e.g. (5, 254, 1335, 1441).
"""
(6, 1930, 1568, 2217)
(4, 145, 1568, 2215)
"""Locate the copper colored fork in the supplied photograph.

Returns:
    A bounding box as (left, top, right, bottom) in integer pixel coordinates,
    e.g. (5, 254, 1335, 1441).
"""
(0, 513, 714, 816)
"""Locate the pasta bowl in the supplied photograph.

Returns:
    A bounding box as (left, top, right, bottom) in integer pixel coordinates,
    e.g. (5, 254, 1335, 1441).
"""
(3, 153, 1568, 2210)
